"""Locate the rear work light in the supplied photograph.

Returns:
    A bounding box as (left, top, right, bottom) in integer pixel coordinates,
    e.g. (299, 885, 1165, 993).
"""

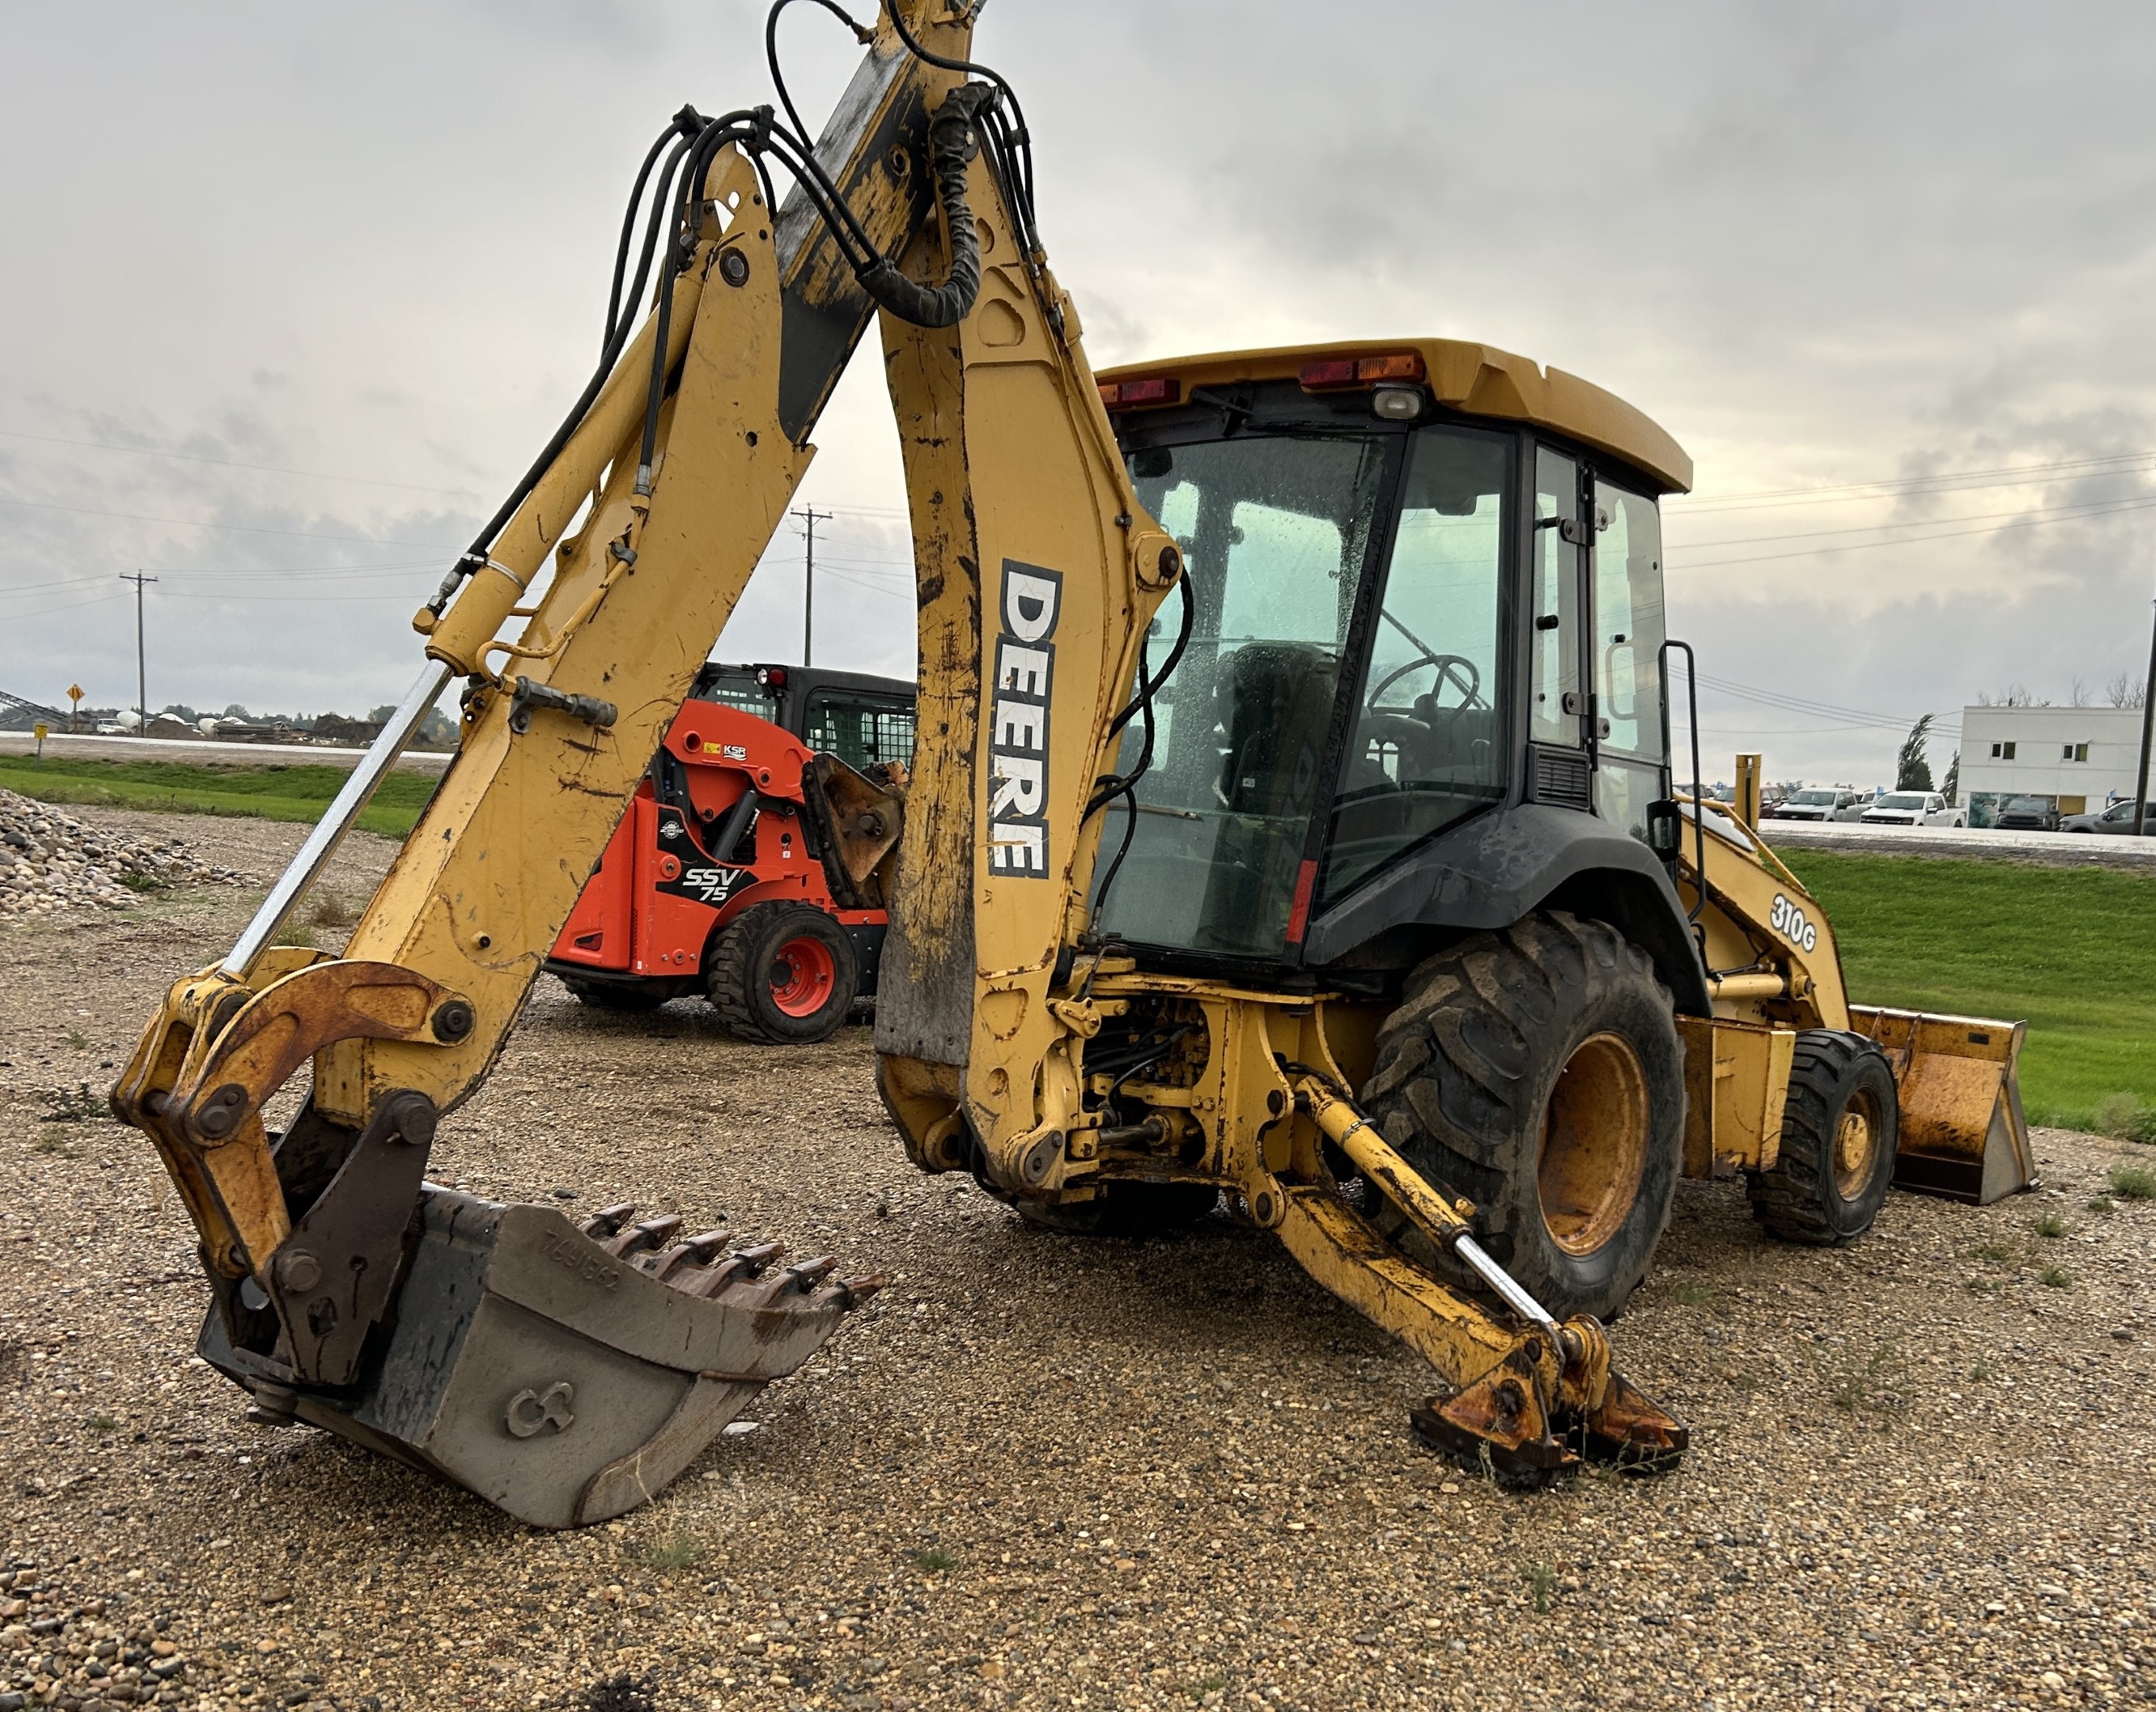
(1097, 376, 1182, 410)
(1299, 351, 1427, 392)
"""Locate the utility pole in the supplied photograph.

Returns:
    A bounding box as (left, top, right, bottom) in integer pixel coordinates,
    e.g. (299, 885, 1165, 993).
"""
(2135, 587, 2155, 836)
(792, 505, 829, 667)
(120, 571, 157, 734)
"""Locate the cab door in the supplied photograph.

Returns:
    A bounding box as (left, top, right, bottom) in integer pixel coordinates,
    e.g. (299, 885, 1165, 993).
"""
(1587, 474, 1670, 838)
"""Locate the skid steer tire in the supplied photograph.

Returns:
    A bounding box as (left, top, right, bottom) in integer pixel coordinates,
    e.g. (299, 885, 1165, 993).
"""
(1016, 1183, 1221, 1239)
(1361, 911, 1684, 1322)
(560, 976, 670, 1011)
(1749, 1030, 1899, 1245)
(707, 903, 859, 1045)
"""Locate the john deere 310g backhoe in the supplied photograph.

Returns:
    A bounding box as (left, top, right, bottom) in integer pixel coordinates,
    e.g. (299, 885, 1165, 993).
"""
(113, 0, 2035, 1527)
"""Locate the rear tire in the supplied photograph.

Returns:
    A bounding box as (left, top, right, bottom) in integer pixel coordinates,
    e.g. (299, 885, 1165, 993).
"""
(706, 904, 860, 1045)
(1749, 1030, 1898, 1244)
(1360, 912, 1685, 1321)
(560, 976, 669, 1012)
(1017, 1183, 1220, 1239)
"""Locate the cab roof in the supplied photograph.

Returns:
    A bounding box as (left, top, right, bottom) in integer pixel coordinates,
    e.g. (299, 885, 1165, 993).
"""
(1095, 338, 1692, 496)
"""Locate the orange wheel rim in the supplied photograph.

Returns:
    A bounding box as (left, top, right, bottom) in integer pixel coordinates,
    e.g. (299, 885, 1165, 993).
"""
(768, 935, 837, 1018)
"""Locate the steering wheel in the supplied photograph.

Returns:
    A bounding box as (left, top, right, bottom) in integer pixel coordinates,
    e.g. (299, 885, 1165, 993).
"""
(1366, 651, 1482, 720)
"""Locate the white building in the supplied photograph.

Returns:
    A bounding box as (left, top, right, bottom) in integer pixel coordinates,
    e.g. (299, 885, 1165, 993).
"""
(1958, 704, 2147, 825)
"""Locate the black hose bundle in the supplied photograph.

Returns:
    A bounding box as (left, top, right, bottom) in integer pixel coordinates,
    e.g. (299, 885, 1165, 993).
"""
(431, 0, 1026, 612)
(855, 81, 993, 327)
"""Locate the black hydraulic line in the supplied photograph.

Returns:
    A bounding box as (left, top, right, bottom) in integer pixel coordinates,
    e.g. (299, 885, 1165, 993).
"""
(426, 135, 698, 616)
(604, 123, 690, 354)
(881, 1, 1035, 215)
(1088, 571, 1195, 817)
(853, 81, 991, 327)
(765, 0, 875, 178)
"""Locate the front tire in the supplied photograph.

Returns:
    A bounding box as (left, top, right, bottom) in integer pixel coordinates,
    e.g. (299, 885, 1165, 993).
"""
(1749, 1030, 1898, 1244)
(706, 904, 860, 1045)
(1360, 912, 1685, 1321)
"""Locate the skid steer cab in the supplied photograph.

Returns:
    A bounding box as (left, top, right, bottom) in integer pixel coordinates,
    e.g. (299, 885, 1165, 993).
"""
(546, 662, 916, 1042)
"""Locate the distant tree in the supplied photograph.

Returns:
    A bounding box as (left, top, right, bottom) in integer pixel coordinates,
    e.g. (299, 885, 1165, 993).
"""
(159, 703, 200, 722)
(1895, 713, 1936, 792)
(2070, 676, 2089, 707)
(1941, 750, 1959, 806)
(367, 704, 398, 722)
(1974, 684, 2046, 708)
(222, 702, 254, 720)
(2108, 673, 2148, 709)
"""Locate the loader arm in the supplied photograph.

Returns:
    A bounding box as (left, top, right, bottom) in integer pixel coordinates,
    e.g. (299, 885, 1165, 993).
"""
(113, 0, 1686, 1523)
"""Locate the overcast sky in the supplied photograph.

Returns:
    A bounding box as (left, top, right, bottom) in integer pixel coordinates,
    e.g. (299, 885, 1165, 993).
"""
(5, 2, 2154, 787)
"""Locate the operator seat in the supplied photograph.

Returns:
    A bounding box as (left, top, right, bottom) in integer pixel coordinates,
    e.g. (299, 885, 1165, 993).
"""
(1193, 640, 1339, 951)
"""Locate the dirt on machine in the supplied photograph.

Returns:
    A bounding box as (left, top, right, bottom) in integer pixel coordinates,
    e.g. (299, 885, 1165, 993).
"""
(110, 0, 2032, 1529)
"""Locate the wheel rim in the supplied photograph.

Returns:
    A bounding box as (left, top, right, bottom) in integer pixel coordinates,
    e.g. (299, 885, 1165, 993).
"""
(1833, 1088, 1882, 1199)
(767, 935, 838, 1018)
(1537, 1031, 1651, 1257)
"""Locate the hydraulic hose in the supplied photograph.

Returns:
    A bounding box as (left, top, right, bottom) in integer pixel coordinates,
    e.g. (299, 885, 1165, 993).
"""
(854, 82, 993, 327)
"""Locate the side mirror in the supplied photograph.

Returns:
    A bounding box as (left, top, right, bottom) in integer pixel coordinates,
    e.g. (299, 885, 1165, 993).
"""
(1646, 798, 1684, 863)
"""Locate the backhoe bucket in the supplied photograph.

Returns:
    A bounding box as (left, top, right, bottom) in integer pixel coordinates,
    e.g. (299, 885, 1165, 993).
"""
(201, 1190, 877, 1528)
(1851, 1006, 2037, 1205)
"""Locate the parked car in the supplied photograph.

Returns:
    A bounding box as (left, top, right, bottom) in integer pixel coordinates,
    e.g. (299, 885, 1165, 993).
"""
(1994, 795, 2060, 831)
(1860, 791, 1966, 828)
(2061, 798, 2149, 835)
(1774, 787, 1869, 824)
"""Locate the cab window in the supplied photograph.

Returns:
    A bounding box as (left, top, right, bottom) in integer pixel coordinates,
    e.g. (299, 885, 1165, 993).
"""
(805, 690, 916, 770)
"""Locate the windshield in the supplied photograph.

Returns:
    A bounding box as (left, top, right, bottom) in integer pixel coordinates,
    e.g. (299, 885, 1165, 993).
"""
(1790, 789, 1838, 805)
(2005, 797, 2048, 812)
(1091, 432, 1391, 957)
(805, 689, 916, 770)
(1877, 793, 1927, 810)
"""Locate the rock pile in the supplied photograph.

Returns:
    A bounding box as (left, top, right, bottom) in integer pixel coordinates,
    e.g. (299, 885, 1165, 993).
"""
(0, 789, 244, 918)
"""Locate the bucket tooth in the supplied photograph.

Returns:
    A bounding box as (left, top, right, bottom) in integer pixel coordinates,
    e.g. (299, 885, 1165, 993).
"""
(601, 1212, 684, 1259)
(677, 1240, 786, 1298)
(639, 1229, 731, 1280)
(579, 1202, 637, 1239)
(837, 1273, 889, 1308)
(779, 1255, 839, 1292)
(197, 1190, 868, 1529)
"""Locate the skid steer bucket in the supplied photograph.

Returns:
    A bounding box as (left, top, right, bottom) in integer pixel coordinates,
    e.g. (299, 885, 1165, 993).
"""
(201, 1190, 877, 1528)
(1851, 1006, 2038, 1206)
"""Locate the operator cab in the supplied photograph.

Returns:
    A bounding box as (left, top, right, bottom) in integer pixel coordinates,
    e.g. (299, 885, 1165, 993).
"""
(1093, 341, 1691, 983)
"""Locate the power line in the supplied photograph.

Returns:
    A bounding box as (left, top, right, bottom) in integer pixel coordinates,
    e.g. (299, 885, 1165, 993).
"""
(1669, 487, 2156, 552)
(120, 572, 157, 728)
(792, 505, 829, 667)
(0, 427, 485, 499)
(1667, 492, 2156, 572)
(0, 493, 460, 548)
(1669, 448, 2156, 513)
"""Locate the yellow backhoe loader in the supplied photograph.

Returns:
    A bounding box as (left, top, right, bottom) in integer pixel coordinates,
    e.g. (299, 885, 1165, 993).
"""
(112, 0, 2032, 1527)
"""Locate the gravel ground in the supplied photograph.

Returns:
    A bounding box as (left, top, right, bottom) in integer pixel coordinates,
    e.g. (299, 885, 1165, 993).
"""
(1, 808, 2151, 1712)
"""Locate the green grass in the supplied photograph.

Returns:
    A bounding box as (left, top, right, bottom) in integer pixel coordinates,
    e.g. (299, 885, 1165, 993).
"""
(0, 755, 438, 839)
(1782, 851, 2156, 1132)
(2109, 1163, 2156, 1202)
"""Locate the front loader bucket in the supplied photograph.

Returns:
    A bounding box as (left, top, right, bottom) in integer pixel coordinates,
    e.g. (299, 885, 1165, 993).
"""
(201, 1190, 876, 1528)
(1851, 1006, 2037, 1206)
